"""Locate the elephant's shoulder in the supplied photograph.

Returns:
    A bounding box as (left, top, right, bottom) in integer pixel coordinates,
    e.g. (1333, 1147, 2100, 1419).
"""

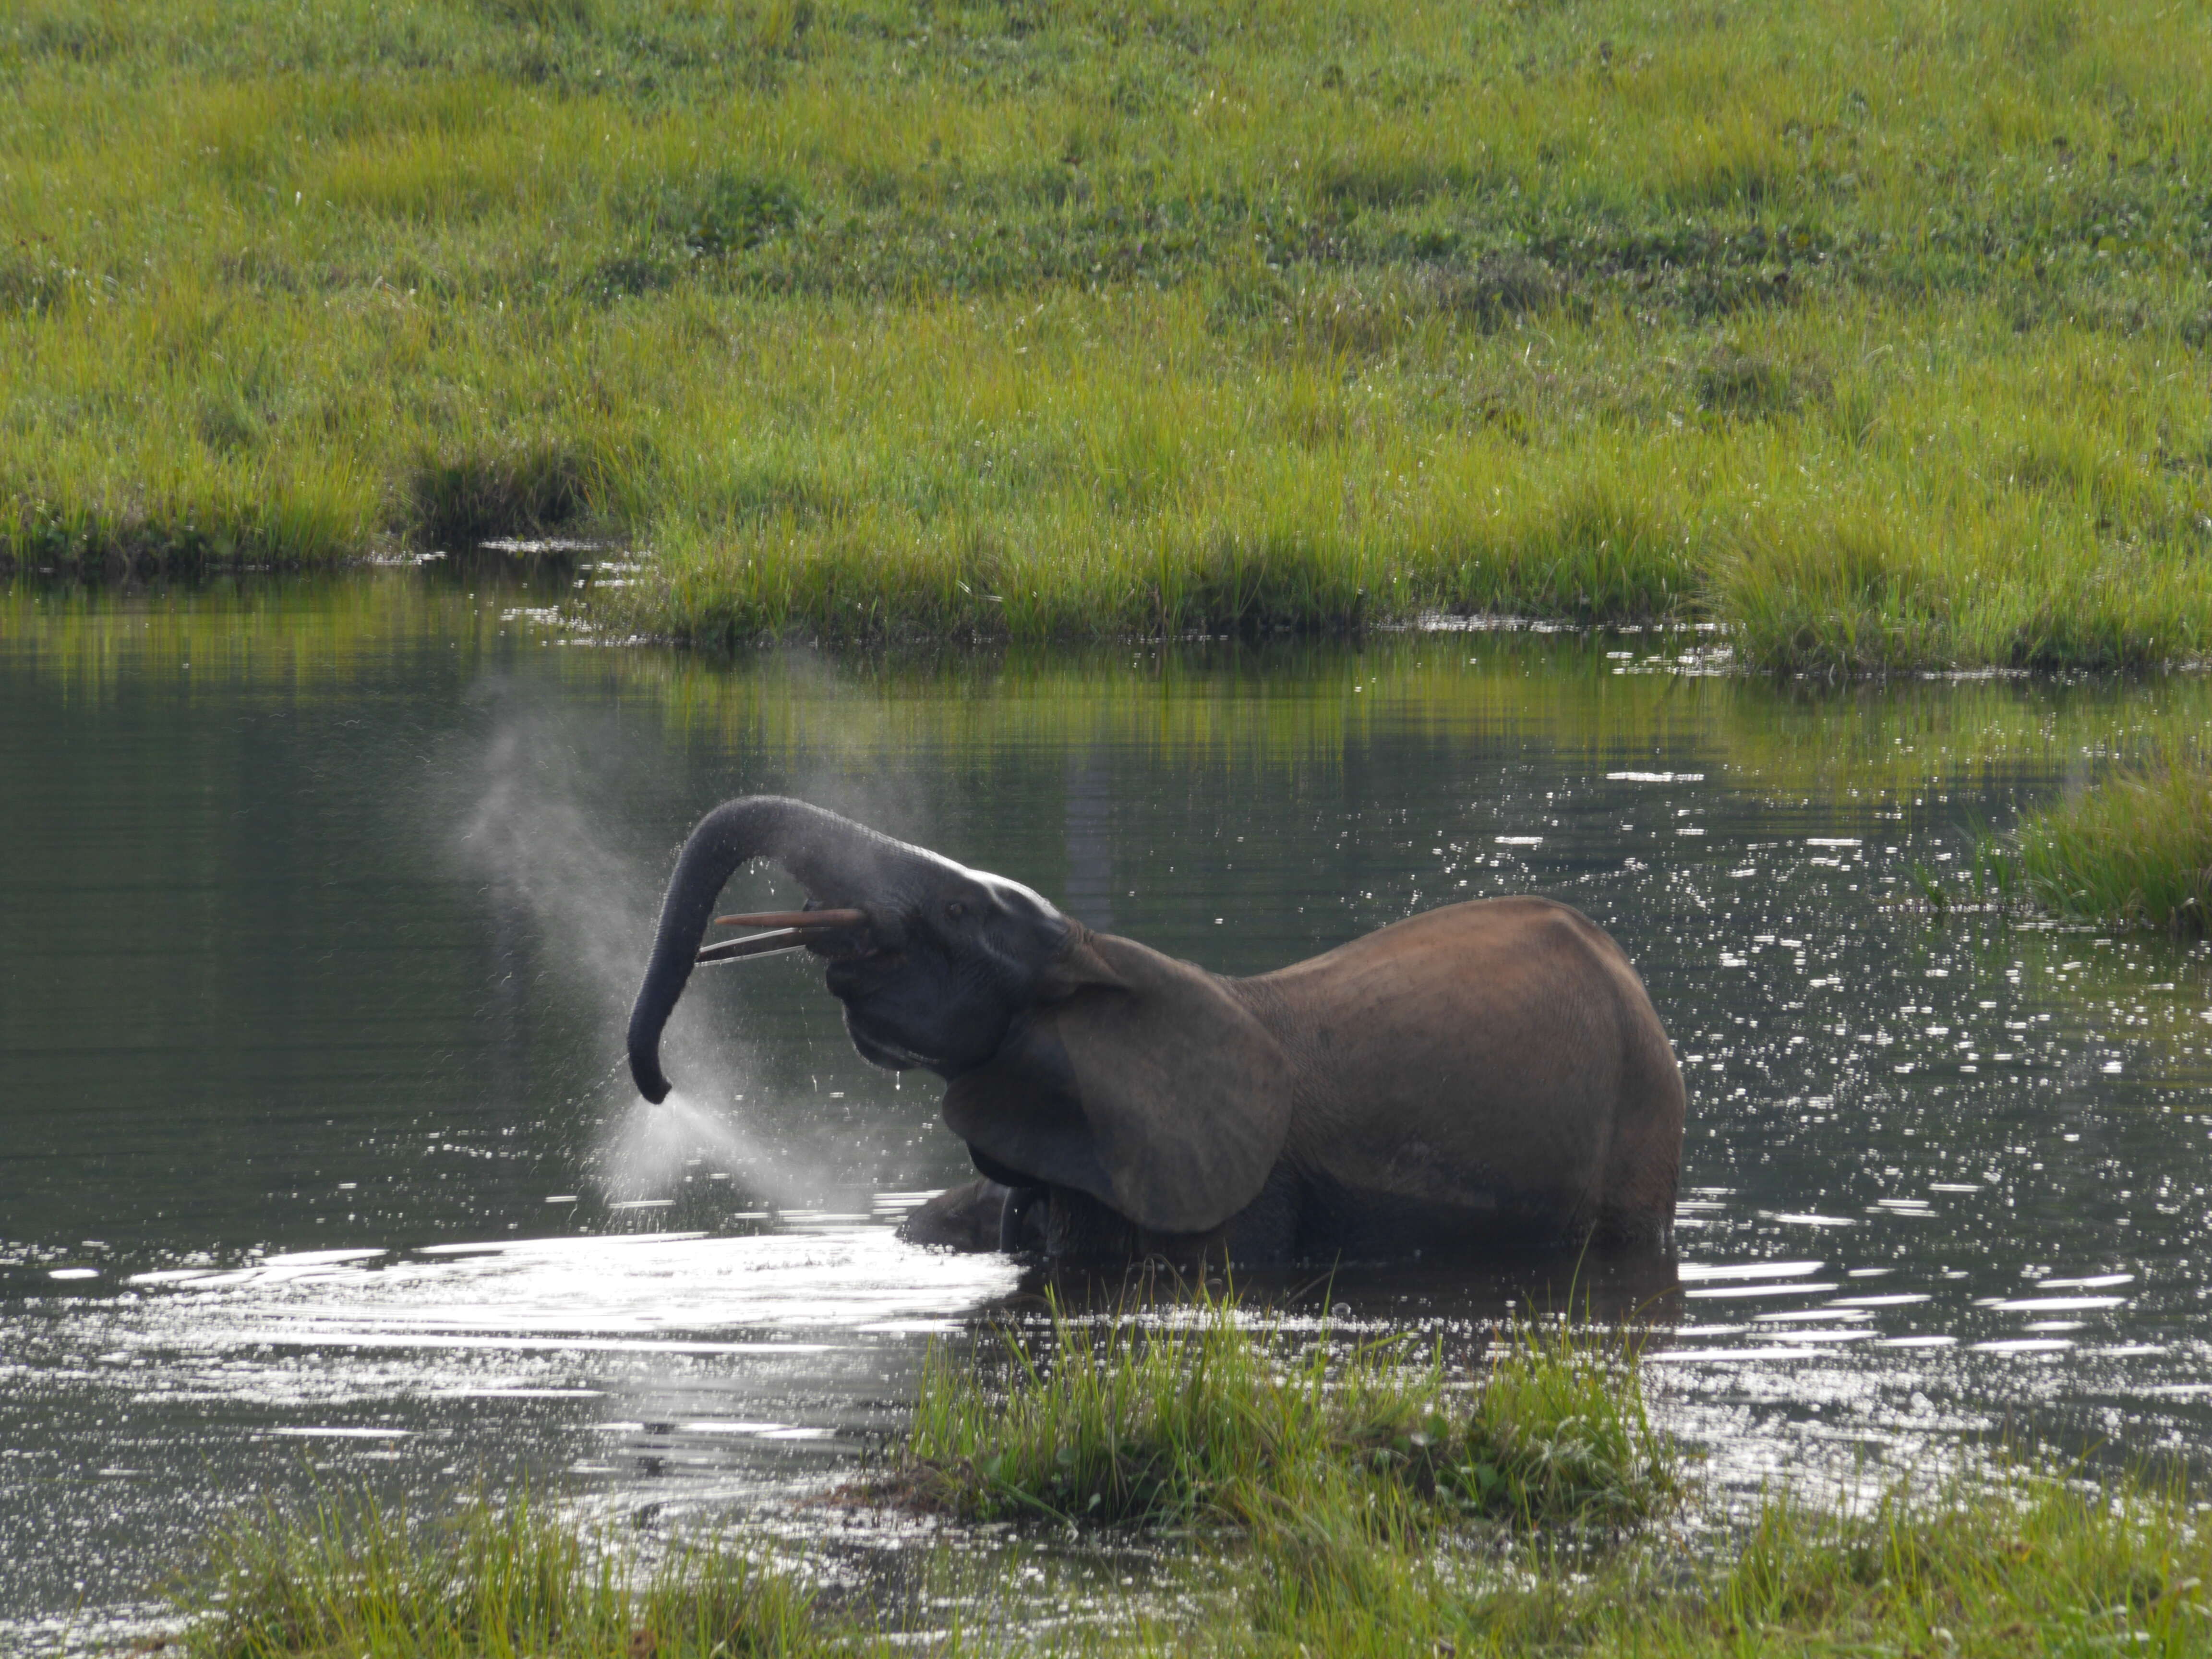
(949, 931, 1294, 1237)
(1082, 929, 1228, 993)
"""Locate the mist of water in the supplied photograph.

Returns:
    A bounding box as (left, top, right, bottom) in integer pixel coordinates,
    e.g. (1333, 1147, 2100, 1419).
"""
(447, 686, 812, 1207)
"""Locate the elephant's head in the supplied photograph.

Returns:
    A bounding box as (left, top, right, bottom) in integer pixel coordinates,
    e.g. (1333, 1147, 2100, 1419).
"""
(625, 796, 1291, 1236)
(626, 796, 1077, 1096)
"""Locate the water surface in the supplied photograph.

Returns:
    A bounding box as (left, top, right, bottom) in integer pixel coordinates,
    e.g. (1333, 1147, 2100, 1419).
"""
(3, 571, 2210, 1647)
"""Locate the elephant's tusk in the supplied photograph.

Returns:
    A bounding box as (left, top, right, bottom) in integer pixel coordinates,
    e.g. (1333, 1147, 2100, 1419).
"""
(711, 908, 868, 931)
(695, 928, 811, 966)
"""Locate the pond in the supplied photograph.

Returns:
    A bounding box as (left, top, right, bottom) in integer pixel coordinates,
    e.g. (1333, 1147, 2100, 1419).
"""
(3, 566, 2210, 1650)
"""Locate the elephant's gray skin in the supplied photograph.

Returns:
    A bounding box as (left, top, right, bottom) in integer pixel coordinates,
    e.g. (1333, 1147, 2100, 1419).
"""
(627, 797, 1685, 1264)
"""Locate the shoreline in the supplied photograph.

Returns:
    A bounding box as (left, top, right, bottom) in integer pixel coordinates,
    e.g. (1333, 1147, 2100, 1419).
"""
(12, 558, 2212, 684)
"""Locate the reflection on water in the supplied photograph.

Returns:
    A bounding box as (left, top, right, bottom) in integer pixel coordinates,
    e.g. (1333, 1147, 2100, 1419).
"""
(3, 569, 2211, 1647)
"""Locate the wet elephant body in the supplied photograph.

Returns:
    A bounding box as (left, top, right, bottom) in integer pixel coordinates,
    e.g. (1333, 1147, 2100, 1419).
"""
(628, 797, 1685, 1266)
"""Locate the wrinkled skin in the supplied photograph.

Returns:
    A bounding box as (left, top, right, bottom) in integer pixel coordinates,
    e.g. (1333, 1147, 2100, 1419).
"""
(628, 797, 1685, 1264)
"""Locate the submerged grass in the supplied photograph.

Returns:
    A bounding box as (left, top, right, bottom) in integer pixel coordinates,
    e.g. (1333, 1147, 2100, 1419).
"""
(6, 0, 2212, 665)
(892, 1286, 1680, 1532)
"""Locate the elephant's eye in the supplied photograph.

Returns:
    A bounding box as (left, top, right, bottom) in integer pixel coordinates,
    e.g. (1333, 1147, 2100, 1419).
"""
(945, 901, 966, 920)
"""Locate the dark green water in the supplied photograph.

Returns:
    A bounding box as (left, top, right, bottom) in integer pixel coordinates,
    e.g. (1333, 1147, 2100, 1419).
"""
(4, 568, 2211, 1648)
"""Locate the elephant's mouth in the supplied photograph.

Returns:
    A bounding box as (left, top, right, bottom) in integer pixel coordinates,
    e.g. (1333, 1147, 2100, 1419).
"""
(851, 1027, 934, 1070)
(820, 944, 902, 990)
(816, 936, 893, 963)
(839, 995, 940, 1070)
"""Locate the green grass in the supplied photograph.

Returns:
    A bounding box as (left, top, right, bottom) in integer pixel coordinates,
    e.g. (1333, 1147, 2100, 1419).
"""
(169, 1488, 826, 1659)
(888, 1286, 1680, 1531)
(2011, 757, 2212, 937)
(5, 0, 2212, 665)
(156, 1342, 2212, 1658)
(1911, 754, 2212, 936)
(1222, 1459, 2212, 1658)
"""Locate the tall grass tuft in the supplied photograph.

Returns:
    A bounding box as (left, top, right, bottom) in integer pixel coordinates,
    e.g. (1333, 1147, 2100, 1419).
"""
(171, 1488, 823, 1659)
(894, 1286, 1680, 1534)
(2015, 757, 2212, 937)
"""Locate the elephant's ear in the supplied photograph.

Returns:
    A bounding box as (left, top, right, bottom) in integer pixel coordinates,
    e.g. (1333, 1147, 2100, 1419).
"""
(944, 933, 1291, 1236)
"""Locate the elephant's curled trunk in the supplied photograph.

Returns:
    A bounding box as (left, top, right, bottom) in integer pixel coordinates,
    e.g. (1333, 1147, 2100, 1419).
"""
(625, 796, 908, 1103)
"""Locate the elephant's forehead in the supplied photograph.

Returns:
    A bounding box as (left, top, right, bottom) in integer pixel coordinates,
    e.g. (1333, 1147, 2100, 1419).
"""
(972, 865, 1058, 917)
(878, 834, 1058, 918)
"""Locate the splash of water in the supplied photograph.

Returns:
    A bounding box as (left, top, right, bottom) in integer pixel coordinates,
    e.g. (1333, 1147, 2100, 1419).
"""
(601, 1093, 774, 1204)
(447, 688, 813, 1209)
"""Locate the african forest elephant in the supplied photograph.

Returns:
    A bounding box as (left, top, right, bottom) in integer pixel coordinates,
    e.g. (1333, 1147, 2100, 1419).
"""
(627, 797, 1684, 1263)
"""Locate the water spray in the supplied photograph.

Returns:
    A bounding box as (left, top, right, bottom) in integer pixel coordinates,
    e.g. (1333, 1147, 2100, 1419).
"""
(447, 696, 822, 1211)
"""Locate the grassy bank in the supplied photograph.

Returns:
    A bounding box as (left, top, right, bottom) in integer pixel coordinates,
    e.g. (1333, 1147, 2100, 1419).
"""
(158, 1300, 2212, 1657)
(6, 0, 2211, 664)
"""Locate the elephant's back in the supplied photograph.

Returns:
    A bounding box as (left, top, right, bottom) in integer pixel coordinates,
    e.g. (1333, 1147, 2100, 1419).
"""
(1249, 897, 1648, 1028)
(1240, 898, 1682, 1243)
